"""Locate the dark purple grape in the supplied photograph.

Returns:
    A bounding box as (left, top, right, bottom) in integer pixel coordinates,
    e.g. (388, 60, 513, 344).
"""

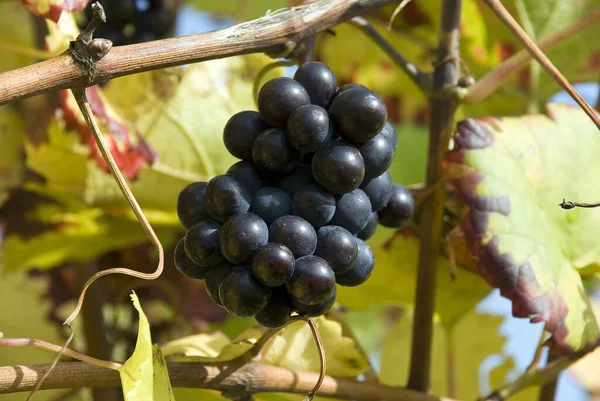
(257, 77, 311, 127)
(334, 83, 367, 97)
(204, 261, 233, 306)
(276, 165, 315, 196)
(227, 160, 269, 195)
(314, 226, 358, 275)
(219, 213, 268, 264)
(360, 171, 393, 212)
(204, 174, 251, 223)
(330, 189, 372, 234)
(286, 255, 335, 305)
(104, 0, 137, 26)
(293, 62, 337, 109)
(269, 215, 317, 258)
(176, 181, 208, 229)
(358, 133, 393, 180)
(379, 122, 398, 152)
(252, 128, 300, 175)
(287, 105, 332, 153)
(378, 183, 414, 228)
(223, 111, 270, 160)
(292, 286, 336, 317)
(336, 238, 374, 287)
(252, 243, 295, 287)
(174, 237, 209, 279)
(357, 212, 378, 241)
(329, 87, 387, 144)
(184, 220, 224, 266)
(291, 185, 336, 229)
(143, 5, 175, 37)
(311, 142, 364, 194)
(256, 288, 292, 328)
(252, 187, 291, 226)
(219, 266, 272, 316)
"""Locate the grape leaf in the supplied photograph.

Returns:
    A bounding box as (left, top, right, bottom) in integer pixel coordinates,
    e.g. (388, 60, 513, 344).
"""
(444, 103, 600, 352)
(569, 302, 600, 393)
(163, 316, 370, 378)
(0, 271, 87, 401)
(21, 0, 89, 22)
(0, 2, 37, 72)
(185, 0, 288, 21)
(119, 292, 176, 401)
(337, 230, 491, 329)
(0, 106, 26, 207)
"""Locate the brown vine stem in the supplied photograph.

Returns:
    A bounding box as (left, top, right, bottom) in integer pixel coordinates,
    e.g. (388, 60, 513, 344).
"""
(559, 199, 600, 210)
(464, 7, 600, 104)
(349, 16, 432, 92)
(407, 0, 462, 392)
(481, 0, 600, 129)
(0, 362, 455, 401)
(0, 0, 399, 106)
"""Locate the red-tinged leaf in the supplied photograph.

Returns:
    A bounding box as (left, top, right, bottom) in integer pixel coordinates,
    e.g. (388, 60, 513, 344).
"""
(59, 87, 158, 180)
(444, 104, 600, 352)
(22, 0, 90, 22)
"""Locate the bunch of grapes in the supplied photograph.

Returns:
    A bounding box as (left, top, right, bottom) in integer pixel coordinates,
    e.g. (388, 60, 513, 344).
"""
(174, 62, 415, 328)
(82, 0, 175, 46)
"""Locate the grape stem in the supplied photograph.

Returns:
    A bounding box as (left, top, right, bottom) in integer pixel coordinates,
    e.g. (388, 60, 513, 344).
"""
(0, 0, 401, 106)
(559, 199, 600, 209)
(349, 17, 433, 93)
(479, 0, 600, 129)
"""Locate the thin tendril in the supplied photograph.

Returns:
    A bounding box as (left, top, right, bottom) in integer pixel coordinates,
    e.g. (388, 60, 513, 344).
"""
(253, 60, 297, 107)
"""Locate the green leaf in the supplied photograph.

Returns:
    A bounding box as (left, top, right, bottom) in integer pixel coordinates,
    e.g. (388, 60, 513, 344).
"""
(163, 316, 370, 378)
(119, 292, 176, 401)
(0, 2, 37, 72)
(0, 185, 177, 273)
(337, 231, 490, 329)
(185, 0, 287, 20)
(444, 103, 600, 352)
(0, 271, 88, 401)
(0, 106, 26, 207)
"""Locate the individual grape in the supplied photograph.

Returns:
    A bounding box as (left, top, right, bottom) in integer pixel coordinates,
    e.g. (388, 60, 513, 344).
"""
(252, 243, 295, 287)
(252, 128, 300, 175)
(293, 62, 337, 109)
(223, 111, 270, 160)
(174, 237, 209, 279)
(252, 187, 291, 226)
(329, 86, 387, 143)
(286, 255, 335, 305)
(204, 261, 233, 306)
(276, 165, 315, 196)
(287, 105, 332, 153)
(144, 5, 175, 38)
(219, 213, 268, 264)
(334, 83, 367, 97)
(269, 215, 317, 258)
(108, 0, 137, 26)
(292, 286, 336, 317)
(358, 133, 393, 180)
(314, 226, 358, 275)
(257, 77, 311, 127)
(227, 161, 269, 195)
(311, 143, 364, 194)
(255, 287, 292, 328)
(176, 181, 208, 229)
(330, 189, 372, 234)
(357, 212, 378, 241)
(378, 121, 398, 152)
(360, 171, 392, 212)
(203, 174, 251, 222)
(219, 266, 272, 316)
(291, 185, 336, 229)
(336, 238, 374, 286)
(378, 183, 415, 228)
(184, 220, 224, 266)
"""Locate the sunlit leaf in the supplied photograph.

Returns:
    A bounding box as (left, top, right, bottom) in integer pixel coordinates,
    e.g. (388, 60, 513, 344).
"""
(185, 0, 287, 21)
(444, 103, 600, 352)
(337, 231, 490, 329)
(0, 3, 37, 72)
(119, 292, 176, 401)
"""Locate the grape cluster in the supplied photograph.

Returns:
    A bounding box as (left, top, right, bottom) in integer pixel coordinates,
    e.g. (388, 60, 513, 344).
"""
(174, 62, 415, 328)
(81, 0, 175, 46)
